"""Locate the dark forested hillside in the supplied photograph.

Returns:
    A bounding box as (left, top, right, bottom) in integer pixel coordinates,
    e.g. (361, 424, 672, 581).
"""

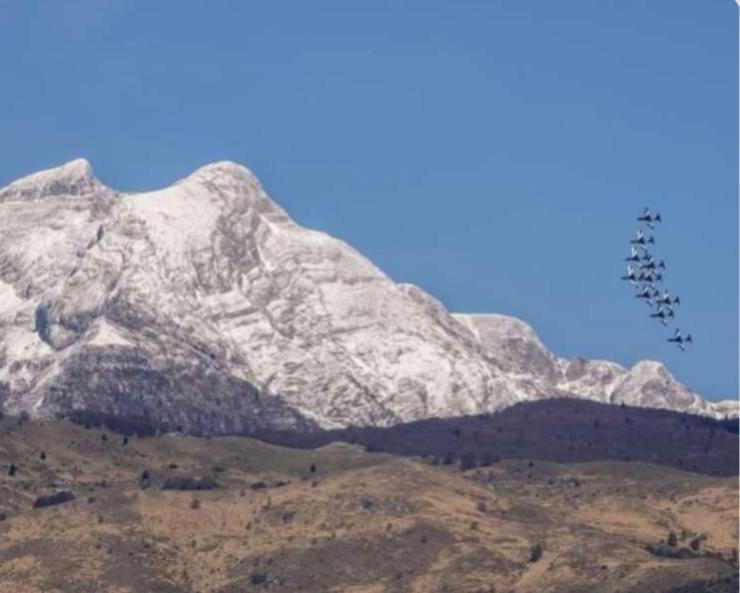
(262, 399, 739, 477)
(65, 398, 739, 477)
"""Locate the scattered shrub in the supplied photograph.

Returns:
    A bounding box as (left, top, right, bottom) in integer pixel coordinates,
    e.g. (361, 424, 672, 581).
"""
(33, 490, 75, 509)
(281, 511, 295, 523)
(162, 476, 218, 491)
(138, 470, 152, 489)
(645, 542, 698, 559)
(529, 544, 543, 562)
(7, 463, 17, 477)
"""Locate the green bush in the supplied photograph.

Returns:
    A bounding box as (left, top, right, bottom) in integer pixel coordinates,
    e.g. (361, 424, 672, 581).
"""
(529, 544, 543, 562)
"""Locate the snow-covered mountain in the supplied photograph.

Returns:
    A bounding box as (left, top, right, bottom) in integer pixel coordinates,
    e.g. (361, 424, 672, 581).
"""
(453, 314, 734, 418)
(0, 159, 735, 433)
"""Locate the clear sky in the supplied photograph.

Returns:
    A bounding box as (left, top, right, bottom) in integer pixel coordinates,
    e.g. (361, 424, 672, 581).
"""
(0, 1, 737, 400)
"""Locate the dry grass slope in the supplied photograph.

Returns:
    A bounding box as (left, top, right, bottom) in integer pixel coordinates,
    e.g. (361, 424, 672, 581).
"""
(0, 416, 737, 593)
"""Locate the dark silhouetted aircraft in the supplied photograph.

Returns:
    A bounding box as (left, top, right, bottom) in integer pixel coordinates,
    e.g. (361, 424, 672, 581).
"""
(668, 329, 693, 351)
(637, 207, 662, 229)
(650, 305, 674, 326)
(630, 229, 655, 247)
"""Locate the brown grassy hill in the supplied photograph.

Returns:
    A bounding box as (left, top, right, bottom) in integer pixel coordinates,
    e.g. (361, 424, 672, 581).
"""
(0, 416, 737, 593)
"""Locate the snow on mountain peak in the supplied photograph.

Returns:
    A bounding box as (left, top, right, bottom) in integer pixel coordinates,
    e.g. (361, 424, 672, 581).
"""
(630, 360, 669, 378)
(0, 158, 104, 202)
(56, 157, 94, 176)
(180, 161, 261, 189)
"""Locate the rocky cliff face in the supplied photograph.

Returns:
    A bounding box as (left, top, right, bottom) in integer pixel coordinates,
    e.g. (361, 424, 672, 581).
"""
(0, 160, 734, 433)
(453, 314, 732, 418)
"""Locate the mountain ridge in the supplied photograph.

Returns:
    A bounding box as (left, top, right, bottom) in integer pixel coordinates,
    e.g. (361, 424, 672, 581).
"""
(0, 159, 735, 433)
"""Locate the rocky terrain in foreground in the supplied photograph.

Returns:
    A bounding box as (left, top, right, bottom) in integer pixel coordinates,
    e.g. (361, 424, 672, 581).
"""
(0, 159, 736, 433)
(0, 414, 737, 593)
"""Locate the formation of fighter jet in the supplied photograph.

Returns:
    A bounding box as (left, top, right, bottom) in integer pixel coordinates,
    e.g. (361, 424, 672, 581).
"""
(620, 207, 692, 350)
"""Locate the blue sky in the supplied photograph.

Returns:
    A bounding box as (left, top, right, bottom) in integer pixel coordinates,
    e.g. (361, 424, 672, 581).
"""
(0, 1, 737, 400)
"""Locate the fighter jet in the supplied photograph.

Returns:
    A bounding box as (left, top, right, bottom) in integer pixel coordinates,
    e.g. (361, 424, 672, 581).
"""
(655, 290, 680, 307)
(650, 305, 674, 326)
(625, 246, 644, 263)
(630, 229, 655, 247)
(621, 264, 638, 286)
(639, 256, 666, 271)
(637, 207, 662, 229)
(638, 269, 663, 284)
(668, 328, 693, 351)
(635, 284, 659, 305)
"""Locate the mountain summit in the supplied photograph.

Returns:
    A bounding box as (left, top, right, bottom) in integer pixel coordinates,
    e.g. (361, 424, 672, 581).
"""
(0, 160, 734, 433)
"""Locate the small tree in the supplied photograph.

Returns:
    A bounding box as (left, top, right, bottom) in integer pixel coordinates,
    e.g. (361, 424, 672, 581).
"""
(667, 531, 678, 547)
(138, 470, 151, 489)
(529, 544, 543, 563)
